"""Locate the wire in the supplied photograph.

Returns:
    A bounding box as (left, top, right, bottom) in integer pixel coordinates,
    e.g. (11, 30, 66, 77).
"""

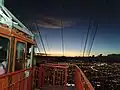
(34, 21, 47, 56)
(44, 35, 50, 55)
(27, 23, 41, 53)
(60, 2, 65, 56)
(88, 23, 98, 56)
(61, 20, 64, 56)
(86, 21, 95, 57)
(83, 17, 92, 57)
(79, 34, 84, 56)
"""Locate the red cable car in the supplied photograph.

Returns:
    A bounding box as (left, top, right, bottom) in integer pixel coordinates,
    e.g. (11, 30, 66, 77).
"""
(0, 1, 35, 89)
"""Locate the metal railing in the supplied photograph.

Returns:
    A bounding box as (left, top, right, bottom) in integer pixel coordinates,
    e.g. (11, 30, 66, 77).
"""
(39, 63, 68, 88)
(0, 63, 94, 90)
(0, 67, 38, 90)
(39, 63, 94, 90)
(74, 65, 94, 90)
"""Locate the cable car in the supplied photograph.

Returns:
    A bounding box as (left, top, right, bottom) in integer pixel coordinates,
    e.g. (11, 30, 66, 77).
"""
(0, 5, 34, 75)
(0, 1, 36, 89)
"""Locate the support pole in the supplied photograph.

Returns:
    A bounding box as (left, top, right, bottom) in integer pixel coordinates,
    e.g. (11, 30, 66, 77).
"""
(31, 36, 34, 67)
(0, 0, 4, 6)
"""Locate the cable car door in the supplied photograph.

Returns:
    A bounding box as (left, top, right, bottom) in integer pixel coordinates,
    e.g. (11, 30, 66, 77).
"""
(12, 38, 27, 90)
(14, 39, 26, 71)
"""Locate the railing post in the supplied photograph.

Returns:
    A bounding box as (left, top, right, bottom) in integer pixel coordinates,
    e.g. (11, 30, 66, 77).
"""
(39, 64, 44, 88)
(53, 68, 55, 86)
(64, 68, 67, 86)
(74, 69, 84, 90)
(74, 65, 94, 90)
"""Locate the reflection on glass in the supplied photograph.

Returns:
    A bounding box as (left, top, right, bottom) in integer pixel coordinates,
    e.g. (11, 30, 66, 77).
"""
(26, 43, 32, 68)
(0, 36, 9, 75)
(16, 42, 25, 60)
(0, 36, 9, 60)
(15, 42, 25, 71)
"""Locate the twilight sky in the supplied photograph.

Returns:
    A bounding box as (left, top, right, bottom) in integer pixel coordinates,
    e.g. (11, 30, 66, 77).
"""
(5, 0, 120, 56)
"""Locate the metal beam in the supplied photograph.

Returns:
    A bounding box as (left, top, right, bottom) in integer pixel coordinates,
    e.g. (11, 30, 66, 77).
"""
(0, 0, 4, 6)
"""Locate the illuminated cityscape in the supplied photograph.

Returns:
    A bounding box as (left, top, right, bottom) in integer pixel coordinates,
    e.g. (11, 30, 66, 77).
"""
(77, 62, 120, 90)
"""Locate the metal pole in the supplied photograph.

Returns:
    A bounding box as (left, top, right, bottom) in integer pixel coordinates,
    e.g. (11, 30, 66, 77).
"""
(31, 36, 35, 67)
(61, 20, 64, 56)
(0, 0, 4, 6)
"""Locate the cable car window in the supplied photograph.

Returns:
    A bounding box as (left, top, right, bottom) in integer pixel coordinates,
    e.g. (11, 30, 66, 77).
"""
(0, 36, 9, 75)
(15, 42, 26, 71)
(26, 43, 32, 68)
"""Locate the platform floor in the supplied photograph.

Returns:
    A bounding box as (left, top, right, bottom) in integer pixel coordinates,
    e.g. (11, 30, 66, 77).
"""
(39, 86, 75, 90)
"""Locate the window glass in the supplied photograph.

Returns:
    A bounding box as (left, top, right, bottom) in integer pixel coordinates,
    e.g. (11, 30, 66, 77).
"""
(0, 36, 9, 61)
(0, 36, 9, 75)
(26, 43, 32, 68)
(15, 42, 26, 71)
(16, 42, 25, 60)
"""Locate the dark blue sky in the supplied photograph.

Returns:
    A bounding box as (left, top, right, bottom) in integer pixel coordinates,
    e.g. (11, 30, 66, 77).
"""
(5, 0, 120, 56)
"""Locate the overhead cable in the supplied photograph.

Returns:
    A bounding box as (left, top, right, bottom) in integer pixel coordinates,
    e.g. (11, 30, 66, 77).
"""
(27, 23, 41, 53)
(88, 23, 98, 56)
(34, 21, 47, 56)
(61, 20, 64, 56)
(83, 17, 92, 57)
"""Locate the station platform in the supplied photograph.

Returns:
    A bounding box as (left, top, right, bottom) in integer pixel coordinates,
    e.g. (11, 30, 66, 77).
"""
(39, 86, 75, 90)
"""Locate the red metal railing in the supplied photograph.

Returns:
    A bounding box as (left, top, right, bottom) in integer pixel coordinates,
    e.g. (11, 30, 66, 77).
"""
(0, 63, 94, 90)
(0, 67, 37, 90)
(39, 63, 94, 90)
(74, 65, 94, 90)
(39, 63, 68, 89)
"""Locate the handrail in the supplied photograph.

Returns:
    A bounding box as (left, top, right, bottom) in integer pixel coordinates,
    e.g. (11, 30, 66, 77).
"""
(0, 67, 38, 90)
(0, 68, 33, 78)
(39, 63, 68, 88)
(74, 65, 94, 90)
(40, 63, 69, 70)
(39, 63, 94, 90)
